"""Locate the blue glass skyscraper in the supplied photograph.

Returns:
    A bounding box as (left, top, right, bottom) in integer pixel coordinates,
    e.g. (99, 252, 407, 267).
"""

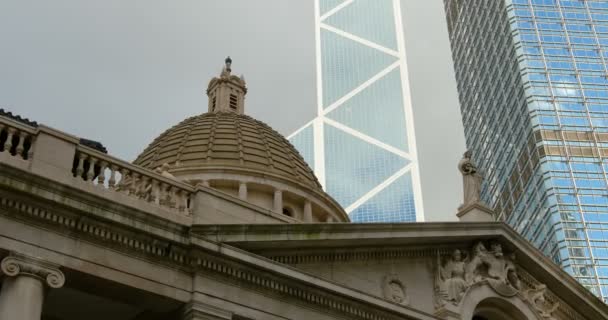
(445, 0, 608, 301)
(289, 0, 424, 222)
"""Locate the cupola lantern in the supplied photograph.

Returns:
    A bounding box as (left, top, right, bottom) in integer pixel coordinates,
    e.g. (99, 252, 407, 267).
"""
(206, 57, 247, 114)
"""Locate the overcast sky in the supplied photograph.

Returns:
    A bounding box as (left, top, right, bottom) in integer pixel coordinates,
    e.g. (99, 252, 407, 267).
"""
(0, 0, 465, 221)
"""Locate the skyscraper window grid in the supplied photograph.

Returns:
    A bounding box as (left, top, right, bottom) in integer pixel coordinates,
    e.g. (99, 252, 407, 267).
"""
(288, 0, 424, 222)
(445, 0, 608, 301)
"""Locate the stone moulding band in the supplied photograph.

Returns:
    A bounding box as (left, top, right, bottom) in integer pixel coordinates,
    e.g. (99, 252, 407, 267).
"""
(0, 194, 418, 320)
(1, 254, 65, 289)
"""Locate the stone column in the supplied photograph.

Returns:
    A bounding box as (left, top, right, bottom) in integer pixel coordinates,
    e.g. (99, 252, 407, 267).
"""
(0, 254, 65, 320)
(238, 182, 248, 200)
(273, 189, 282, 213)
(303, 200, 313, 222)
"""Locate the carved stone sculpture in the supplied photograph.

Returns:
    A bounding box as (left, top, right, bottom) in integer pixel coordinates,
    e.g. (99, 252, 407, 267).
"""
(458, 150, 483, 207)
(437, 249, 468, 303)
(466, 242, 520, 296)
(382, 274, 410, 306)
(525, 283, 559, 319)
(435, 241, 521, 307)
(156, 162, 177, 180)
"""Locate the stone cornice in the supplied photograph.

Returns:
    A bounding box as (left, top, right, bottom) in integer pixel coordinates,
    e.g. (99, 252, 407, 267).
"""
(195, 223, 608, 320)
(0, 186, 436, 320)
(1, 164, 607, 319)
(1, 253, 65, 288)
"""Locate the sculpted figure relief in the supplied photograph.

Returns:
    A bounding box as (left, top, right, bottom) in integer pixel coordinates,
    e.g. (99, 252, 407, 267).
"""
(382, 274, 410, 306)
(435, 241, 521, 306)
(525, 283, 559, 318)
(458, 150, 483, 207)
(466, 242, 520, 296)
(437, 249, 469, 303)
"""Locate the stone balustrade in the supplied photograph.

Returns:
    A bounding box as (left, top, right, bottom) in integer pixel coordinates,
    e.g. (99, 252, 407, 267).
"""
(73, 145, 194, 215)
(0, 117, 36, 161)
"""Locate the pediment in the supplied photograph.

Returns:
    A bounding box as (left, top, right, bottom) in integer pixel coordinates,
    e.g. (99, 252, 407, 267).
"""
(194, 223, 608, 320)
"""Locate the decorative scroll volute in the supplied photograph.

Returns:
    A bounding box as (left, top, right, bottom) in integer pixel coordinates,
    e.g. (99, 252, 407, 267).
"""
(1, 254, 65, 288)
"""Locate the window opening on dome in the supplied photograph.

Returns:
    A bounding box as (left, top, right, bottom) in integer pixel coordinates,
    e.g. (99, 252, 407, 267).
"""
(212, 96, 217, 111)
(282, 207, 294, 217)
(229, 94, 238, 110)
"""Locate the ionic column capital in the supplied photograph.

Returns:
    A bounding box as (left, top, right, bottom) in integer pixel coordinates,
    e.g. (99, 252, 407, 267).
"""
(1, 254, 65, 289)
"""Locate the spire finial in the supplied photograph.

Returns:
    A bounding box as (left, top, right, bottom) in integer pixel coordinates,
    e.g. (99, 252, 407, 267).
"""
(225, 56, 232, 72)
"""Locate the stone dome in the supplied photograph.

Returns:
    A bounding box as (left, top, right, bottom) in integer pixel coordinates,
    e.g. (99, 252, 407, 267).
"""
(133, 58, 348, 223)
(133, 111, 321, 190)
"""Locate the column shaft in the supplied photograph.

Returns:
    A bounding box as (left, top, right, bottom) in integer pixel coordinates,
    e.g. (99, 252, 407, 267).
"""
(303, 200, 313, 222)
(0, 276, 45, 320)
(273, 189, 283, 213)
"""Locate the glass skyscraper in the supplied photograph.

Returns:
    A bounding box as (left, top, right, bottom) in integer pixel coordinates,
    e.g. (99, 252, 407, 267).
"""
(445, 0, 608, 301)
(288, 0, 424, 222)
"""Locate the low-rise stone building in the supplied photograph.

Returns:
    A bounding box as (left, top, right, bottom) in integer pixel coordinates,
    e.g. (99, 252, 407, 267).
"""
(1, 60, 607, 320)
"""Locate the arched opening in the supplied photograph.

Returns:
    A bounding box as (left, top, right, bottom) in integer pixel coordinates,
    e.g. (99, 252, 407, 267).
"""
(473, 297, 528, 320)
(282, 206, 294, 217)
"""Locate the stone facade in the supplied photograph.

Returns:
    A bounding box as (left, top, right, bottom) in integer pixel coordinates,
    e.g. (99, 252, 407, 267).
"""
(1, 63, 607, 319)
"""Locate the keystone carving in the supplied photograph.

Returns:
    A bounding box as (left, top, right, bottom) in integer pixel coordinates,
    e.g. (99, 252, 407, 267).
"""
(435, 241, 520, 307)
(382, 274, 410, 306)
(1, 254, 65, 288)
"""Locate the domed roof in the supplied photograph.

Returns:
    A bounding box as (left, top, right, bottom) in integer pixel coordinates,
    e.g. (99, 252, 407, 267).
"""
(133, 111, 321, 189)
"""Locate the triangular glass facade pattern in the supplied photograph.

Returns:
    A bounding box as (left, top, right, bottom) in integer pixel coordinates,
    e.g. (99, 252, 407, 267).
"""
(350, 172, 415, 222)
(288, 0, 423, 222)
(323, 124, 409, 208)
(289, 124, 315, 170)
(327, 68, 408, 151)
(321, 29, 397, 108)
(319, 0, 346, 16)
(324, 0, 398, 51)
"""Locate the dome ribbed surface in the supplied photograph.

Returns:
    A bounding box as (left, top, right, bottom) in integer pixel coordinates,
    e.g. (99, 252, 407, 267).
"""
(134, 112, 321, 189)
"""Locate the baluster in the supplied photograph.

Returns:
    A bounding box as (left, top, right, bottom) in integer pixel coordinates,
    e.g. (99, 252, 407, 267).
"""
(97, 161, 108, 187)
(181, 192, 189, 213)
(185, 193, 192, 214)
(158, 182, 168, 206)
(130, 172, 140, 196)
(15, 133, 26, 158)
(120, 168, 130, 193)
(26, 135, 35, 160)
(167, 186, 177, 208)
(0, 124, 5, 151)
(5, 128, 15, 153)
(108, 165, 118, 189)
(151, 179, 160, 204)
(86, 156, 97, 182)
(139, 175, 150, 199)
(176, 190, 185, 212)
(75, 153, 86, 178)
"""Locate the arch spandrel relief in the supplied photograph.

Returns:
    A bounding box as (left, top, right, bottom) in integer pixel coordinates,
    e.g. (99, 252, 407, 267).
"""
(434, 241, 564, 320)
